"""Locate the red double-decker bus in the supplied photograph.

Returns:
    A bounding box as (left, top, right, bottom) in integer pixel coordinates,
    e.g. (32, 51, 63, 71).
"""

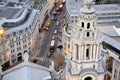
(58, 4, 63, 13)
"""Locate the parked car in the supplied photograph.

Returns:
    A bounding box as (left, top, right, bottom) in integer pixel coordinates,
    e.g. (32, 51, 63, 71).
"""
(51, 16, 54, 20)
(63, 14, 66, 18)
(54, 17, 57, 21)
(54, 29, 57, 34)
(56, 21, 60, 26)
(51, 36, 55, 40)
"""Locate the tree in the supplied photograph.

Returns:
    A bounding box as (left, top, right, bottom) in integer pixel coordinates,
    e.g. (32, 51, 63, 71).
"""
(51, 53, 66, 71)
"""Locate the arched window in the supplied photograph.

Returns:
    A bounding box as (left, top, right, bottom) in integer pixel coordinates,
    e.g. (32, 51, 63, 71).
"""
(84, 77, 92, 80)
(17, 53, 22, 61)
(24, 50, 27, 54)
(82, 22, 84, 28)
(87, 32, 90, 37)
(86, 49, 89, 59)
(87, 23, 90, 29)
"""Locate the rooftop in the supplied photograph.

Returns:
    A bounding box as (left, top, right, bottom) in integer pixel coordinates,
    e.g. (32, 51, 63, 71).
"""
(66, 0, 83, 15)
(0, 8, 24, 19)
(93, 4, 120, 13)
(98, 25, 120, 37)
(0, 8, 37, 34)
(2, 61, 52, 80)
(66, 0, 120, 14)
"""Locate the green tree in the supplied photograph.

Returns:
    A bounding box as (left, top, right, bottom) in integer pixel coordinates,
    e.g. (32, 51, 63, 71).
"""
(52, 53, 66, 71)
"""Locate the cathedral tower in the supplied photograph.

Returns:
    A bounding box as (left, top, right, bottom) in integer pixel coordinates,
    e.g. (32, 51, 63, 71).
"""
(63, 0, 105, 80)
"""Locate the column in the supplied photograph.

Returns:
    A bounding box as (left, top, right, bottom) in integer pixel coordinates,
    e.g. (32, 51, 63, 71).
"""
(81, 45, 83, 61)
(73, 44, 76, 60)
(93, 44, 96, 60)
(90, 44, 93, 61)
(96, 44, 99, 60)
(79, 46, 81, 62)
(84, 44, 86, 61)
(99, 44, 101, 59)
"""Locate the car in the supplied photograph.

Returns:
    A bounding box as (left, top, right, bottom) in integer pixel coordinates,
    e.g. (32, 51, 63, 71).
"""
(54, 17, 57, 21)
(56, 21, 60, 26)
(57, 12, 60, 15)
(47, 52, 52, 58)
(51, 36, 55, 40)
(51, 16, 54, 20)
(54, 30, 57, 34)
(52, 11, 57, 15)
(59, 29, 62, 33)
(63, 14, 66, 18)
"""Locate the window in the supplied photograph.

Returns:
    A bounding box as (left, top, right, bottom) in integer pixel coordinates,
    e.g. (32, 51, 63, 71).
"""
(84, 77, 92, 80)
(86, 49, 89, 59)
(87, 23, 90, 29)
(13, 32, 16, 36)
(75, 20, 77, 23)
(71, 16, 74, 19)
(82, 22, 84, 28)
(19, 30, 22, 34)
(71, 20, 74, 23)
(93, 65, 95, 68)
(19, 42, 21, 45)
(17, 42, 18, 46)
(87, 32, 90, 37)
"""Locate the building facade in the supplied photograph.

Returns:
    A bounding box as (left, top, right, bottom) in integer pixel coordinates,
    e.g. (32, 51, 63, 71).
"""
(63, 0, 105, 80)
(65, 0, 120, 26)
(0, 0, 54, 69)
(63, 0, 120, 80)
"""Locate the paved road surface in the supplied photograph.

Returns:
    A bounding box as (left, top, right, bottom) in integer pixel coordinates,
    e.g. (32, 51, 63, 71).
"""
(39, 4, 66, 58)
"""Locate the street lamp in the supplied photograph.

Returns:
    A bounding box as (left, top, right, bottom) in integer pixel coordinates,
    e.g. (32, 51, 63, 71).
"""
(0, 28, 4, 37)
(0, 28, 5, 64)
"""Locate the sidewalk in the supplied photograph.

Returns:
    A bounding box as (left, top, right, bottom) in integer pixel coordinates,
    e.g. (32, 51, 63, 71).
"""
(29, 31, 45, 61)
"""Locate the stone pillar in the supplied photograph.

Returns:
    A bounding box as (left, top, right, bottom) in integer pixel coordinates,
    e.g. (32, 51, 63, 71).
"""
(96, 44, 99, 60)
(78, 46, 81, 62)
(49, 60, 55, 71)
(23, 52, 29, 62)
(81, 45, 84, 61)
(90, 44, 93, 60)
(93, 44, 96, 60)
(84, 44, 86, 61)
(73, 44, 76, 60)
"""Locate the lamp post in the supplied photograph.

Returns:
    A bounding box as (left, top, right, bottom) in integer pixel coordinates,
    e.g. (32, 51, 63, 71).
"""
(0, 28, 5, 64)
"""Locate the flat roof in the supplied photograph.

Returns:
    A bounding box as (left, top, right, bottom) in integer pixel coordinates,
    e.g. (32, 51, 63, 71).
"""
(93, 4, 120, 13)
(66, 0, 120, 14)
(101, 35, 120, 52)
(98, 25, 120, 37)
(66, 0, 83, 15)
(6, 9, 37, 34)
(0, 8, 24, 19)
(112, 37, 120, 42)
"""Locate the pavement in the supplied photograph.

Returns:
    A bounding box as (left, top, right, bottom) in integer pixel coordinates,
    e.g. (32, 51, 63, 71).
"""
(29, 30, 45, 60)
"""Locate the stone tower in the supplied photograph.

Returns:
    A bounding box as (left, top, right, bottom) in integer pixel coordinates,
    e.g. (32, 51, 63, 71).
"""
(63, 0, 105, 80)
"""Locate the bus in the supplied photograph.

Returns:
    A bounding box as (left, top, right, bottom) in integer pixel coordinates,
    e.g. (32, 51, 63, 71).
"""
(50, 40, 55, 52)
(58, 4, 63, 13)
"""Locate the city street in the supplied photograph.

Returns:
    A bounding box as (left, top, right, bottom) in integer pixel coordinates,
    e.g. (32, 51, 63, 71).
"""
(38, 4, 66, 58)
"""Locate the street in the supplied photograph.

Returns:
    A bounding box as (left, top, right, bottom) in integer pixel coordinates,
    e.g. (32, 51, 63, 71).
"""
(38, 4, 66, 58)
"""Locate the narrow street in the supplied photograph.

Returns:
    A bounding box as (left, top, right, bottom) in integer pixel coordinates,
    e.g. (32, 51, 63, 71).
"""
(38, 4, 66, 58)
